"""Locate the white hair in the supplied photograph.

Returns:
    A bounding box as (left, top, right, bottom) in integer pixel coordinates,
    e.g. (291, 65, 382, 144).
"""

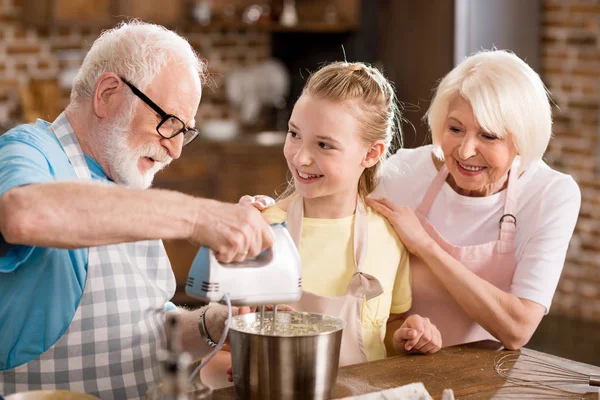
(70, 20, 206, 104)
(426, 49, 552, 170)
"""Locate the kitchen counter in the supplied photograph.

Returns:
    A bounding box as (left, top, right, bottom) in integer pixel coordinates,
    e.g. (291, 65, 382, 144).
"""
(213, 340, 600, 399)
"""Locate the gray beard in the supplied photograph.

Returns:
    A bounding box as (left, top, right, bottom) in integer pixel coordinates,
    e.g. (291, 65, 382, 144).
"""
(96, 118, 170, 189)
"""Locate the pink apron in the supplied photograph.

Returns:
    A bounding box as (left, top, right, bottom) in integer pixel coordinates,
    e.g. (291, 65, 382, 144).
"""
(286, 197, 384, 366)
(409, 164, 518, 347)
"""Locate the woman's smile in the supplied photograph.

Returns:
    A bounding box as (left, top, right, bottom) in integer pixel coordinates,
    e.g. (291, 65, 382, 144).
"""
(455, 160, 486, 176)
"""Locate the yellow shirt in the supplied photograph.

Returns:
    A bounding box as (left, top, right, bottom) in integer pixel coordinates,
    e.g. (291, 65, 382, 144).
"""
(262, 205, 411, 361)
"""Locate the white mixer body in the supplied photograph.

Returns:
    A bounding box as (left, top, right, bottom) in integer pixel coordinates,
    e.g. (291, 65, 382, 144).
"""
(186, 224, 302, 306)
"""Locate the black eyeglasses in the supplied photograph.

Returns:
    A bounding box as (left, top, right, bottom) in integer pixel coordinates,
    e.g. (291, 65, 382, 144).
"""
(120, 77, 199, 146)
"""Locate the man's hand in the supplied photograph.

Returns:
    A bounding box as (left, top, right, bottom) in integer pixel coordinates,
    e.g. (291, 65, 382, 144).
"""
(238, 195, 275, 211)
(393, 314, 442, 354)
(190, 200, 274, 263)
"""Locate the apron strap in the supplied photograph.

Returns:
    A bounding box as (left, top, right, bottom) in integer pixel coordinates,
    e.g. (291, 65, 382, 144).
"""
(348, 272, 384, 300)
(287, 195, 383, 299)
(414, 155, 519, 246)
(286, 195, 303, 249)
(353, 199, 368, 273)
(416, 163, 449, 216)
(499, 159, 520, 243)
(50, 113, 92, 181)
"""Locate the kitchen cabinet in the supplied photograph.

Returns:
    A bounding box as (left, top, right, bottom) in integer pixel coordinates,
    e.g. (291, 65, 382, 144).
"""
(152, 136, 289, 306)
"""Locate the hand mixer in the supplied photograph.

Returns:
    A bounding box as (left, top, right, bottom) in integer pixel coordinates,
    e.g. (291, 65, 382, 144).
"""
(186, 223, 302, 307)
(184, 223, 302, 382)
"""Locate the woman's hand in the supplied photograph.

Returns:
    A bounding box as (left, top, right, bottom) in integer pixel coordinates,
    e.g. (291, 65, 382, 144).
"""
(393, 314, 442, 354)
(366, 197, 433, 257)
(238, 195, 276, 211)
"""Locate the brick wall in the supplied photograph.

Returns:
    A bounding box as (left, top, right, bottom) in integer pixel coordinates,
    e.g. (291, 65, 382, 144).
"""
(542, 0, 600, 322)
(0, 0, 271, 130)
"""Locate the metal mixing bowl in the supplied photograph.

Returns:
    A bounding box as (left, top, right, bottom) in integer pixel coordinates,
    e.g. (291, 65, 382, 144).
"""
(229, 311, 345, 400)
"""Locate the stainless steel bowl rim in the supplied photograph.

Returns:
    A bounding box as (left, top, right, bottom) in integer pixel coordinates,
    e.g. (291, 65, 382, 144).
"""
(229, 311, 346, 338)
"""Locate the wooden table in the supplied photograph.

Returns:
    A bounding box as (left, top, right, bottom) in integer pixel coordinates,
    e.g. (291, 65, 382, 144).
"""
(213, 341, 600, 399)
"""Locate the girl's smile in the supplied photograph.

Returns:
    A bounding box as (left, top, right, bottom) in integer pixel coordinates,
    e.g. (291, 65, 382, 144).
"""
(295, 168, 324, 183)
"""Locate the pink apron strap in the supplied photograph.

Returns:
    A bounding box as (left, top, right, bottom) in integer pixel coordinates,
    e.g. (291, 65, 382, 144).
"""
(348, 272, 384, 301)
(352, 199, 383, 300)
(353, 199, 368, 272)
(414, 156, 519, 246)
(416, 163, 449, 216)
(286, 195, 303, 249)
(286, 195, 383, 300)
(499, 159, 519, 244)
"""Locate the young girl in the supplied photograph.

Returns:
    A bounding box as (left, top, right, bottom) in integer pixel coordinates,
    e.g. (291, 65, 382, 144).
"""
(260, 62, 440, 365)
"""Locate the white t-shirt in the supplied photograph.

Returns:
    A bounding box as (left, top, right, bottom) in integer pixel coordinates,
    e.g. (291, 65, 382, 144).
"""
(375, 145, 581, 312)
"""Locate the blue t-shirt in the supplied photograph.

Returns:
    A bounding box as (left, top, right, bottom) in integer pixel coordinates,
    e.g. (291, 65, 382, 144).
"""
(0, 120, 175, 370)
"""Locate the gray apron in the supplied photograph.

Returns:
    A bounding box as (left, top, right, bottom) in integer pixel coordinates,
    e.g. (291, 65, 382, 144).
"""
(0, 113, 176, 399)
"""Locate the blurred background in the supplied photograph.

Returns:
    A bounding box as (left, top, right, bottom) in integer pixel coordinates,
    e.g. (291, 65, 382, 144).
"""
(0, 0, 598, 365)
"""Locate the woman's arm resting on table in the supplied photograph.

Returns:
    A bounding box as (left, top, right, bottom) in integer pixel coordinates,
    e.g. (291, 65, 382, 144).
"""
(419, 242, 545, 349)
(368, 197, 551, 350)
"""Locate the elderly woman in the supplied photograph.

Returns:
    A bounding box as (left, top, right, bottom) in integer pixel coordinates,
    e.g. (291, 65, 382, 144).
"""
(366, 49, 581, 350)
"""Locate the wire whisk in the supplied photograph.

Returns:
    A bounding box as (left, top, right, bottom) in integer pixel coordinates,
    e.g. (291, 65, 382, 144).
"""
(494, 351, 600, 399)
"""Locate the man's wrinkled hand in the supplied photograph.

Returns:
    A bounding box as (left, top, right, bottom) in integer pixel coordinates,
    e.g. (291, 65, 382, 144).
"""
(190, 200, 274, 263)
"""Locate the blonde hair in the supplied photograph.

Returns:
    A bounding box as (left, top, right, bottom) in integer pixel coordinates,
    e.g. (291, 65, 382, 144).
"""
(426, 49, 552, 170)
(280, 61, 401, 200)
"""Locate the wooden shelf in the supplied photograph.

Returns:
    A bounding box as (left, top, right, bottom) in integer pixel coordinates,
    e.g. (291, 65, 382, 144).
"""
(182, 20, 357, 34)
(270, 21, 357, 33)
(22, 0, 360, 34)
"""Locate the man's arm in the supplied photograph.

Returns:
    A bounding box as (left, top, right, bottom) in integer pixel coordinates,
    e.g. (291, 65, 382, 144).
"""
(0, 181, 273, 262)
(177, 305, 232, 360)
(0, 182, 195, 248)
(177, 307, 216, 360)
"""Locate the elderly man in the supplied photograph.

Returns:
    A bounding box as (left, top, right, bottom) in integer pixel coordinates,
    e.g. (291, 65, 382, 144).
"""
(0, 22, 272, 399)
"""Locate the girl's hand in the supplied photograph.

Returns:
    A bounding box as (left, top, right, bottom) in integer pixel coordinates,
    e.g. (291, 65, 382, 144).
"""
(366, 197, 433, 257)
(393, 314, 442, 354)
(238, 195, 276, 211)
